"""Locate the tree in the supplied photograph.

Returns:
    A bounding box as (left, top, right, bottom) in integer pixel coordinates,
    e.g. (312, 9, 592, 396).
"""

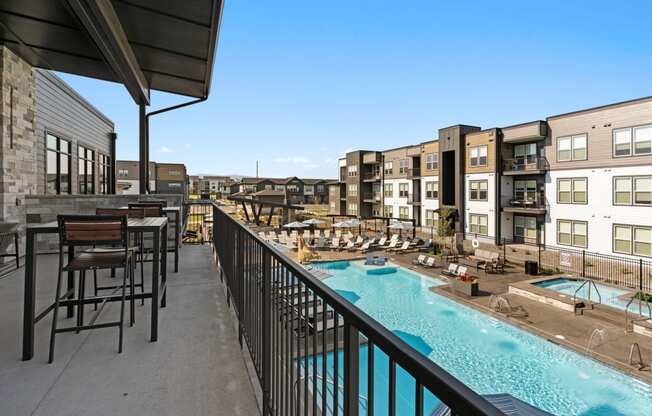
(437, 207, 455, 237)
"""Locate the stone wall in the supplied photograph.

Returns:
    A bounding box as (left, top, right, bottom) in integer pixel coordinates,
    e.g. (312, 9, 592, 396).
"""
(25, 194, 184, 252)
(0, 46, 38, 258)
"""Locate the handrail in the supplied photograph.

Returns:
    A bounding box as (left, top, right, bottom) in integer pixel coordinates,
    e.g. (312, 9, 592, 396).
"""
(572, 279, 602, 306)
(212, 203, 503, 416)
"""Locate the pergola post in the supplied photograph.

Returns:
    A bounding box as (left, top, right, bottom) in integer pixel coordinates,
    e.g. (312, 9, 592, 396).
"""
(139, 103, 149, 194)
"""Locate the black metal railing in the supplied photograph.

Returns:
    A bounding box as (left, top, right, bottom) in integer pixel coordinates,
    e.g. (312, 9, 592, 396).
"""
(407, 193, 421, 205)
(183, 199, 214, 244)
(363, 172, 381, 181)
(213, 205, 502, 416)
(506, 191, 547, 209)
(362, 192, 381, 202)
(407, 167, 421, 178)
(502, 156, 548, 172)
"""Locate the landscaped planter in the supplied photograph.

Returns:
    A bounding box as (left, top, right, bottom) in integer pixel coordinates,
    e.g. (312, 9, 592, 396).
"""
(452, 279, 479, 296)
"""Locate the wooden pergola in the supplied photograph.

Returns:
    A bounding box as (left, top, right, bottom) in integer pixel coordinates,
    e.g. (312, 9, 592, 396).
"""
(228, 195, 304, 226)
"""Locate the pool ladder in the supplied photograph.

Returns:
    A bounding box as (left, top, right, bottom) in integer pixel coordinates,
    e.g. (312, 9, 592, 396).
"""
(573, 279, 601, 315)
(628, 343, 647, 370)
(624, 295, 652, 333)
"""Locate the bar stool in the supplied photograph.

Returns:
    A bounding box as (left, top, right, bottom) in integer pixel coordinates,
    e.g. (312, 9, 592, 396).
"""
(91, 208, 144, 323)
(49, 215, 133, 363)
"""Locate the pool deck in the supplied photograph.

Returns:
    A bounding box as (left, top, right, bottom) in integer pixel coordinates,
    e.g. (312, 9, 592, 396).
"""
(295, 248, 652, 384)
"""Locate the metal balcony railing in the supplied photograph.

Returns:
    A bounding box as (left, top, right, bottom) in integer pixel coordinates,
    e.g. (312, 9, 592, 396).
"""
(363, 172, 381, 181)
(363, 192, 381, 202)
(407, 167, 421, 178)
(502, 156, 548, 172)
(504, 192, 547, 210)
(407, 193, 421, 204)
(212, 205, 503, 416)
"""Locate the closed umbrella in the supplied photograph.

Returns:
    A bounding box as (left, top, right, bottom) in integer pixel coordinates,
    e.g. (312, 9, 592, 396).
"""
(283, 221, 308, 229)
(302, 218, 325, 226)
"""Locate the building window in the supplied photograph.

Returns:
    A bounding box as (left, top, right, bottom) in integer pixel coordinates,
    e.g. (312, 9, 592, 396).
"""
(614, 225, 652, 257)
(398, 183, 408, 198)
(399, 159, 408, 174)
(557, 219, 587, 248)
(469, 214, 488, 235)
(514, 215, 538, 244)
(514, 143, 537, 160)
(118, 169, 129, 178)
(557, 134, 587, 161)
(425, 181, 438, 199)
(347, 165, 358, 177)
(78, 145, 95, 194)
(348, 184, 358, 197)
(399, 206, 409, 219)
(348, 203, 358, 216)
(613, 176, 652, 206)
(46, 134, 71, 195)
(469, 180, 488, 201)
(557, 178, 587, 204)
(469, 145, 488, 167)
(425, 210, 438, 227)
(426, 153, 438, 170)
(304, 185, 314, 193)
(514, 179, 537, 203)
(384, 161, 393, 175)
(316, 184, 324, 193)
(384, 205, 393, 218)
(383, 183, 393, 197)
(287, 184, 300, 192)
(99, 154, 111, 194)
(613, 124, 652, 157)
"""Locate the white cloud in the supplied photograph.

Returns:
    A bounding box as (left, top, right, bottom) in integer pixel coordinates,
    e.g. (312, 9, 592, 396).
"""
(159, 146, 172, 153)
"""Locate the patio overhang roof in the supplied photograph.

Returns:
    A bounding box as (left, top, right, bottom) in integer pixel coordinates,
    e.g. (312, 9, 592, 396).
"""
(0, 0, 224, 104)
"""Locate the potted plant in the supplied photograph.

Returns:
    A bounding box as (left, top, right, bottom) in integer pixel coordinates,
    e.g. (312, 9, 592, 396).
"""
(452, 274, 479, 296)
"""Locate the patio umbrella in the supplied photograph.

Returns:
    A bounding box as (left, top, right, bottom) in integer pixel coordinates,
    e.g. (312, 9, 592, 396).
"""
(388, 221, 408, 237)
(345, 219, 362, 235)
(302, 218, 325, 226)
(283, 221, 308, 229)
(432, 394, 553, 416)
(332, 221, 350, 228)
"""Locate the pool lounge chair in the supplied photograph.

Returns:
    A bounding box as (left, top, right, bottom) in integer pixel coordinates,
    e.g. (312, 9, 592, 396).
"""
(357, 240, 372, 252)
(342, 240, 355, 251)
(373, 236, 387, 248)
(258, 231, 267, 240)
(353, 235, 364, 246)
(389, 241, 410, 252)
(314, 238, 326, 250)
(441, 263, 459, 278)
(412, 254, 426, 265)
(385, 239, 399, 250)
(323, 230, 331, 238)
(422, 257, 436, 268)
(328, 237, 340, 250)
(268, 231, 278, 241)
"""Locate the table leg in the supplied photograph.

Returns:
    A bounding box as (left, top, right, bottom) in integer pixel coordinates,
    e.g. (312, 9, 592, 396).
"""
(174, 211, 179, 273)
(161, 224, 168, 308)
(151, 229, 159, 342)
(22, 229, 37, 360)
(67, 246, 75, 318)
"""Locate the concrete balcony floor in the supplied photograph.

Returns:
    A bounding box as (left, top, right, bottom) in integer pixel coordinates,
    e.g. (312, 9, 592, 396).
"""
(0, 245, 259, 416)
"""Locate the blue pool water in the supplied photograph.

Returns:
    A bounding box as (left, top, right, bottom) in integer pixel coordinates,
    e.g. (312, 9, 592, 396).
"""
(310, 260, 652, 416)
(535, 278, 635, 313)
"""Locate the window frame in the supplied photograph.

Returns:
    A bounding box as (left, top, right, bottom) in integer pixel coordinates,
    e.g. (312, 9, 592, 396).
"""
(469, 145, 488, 167)
(613, 175, 652, 206)
(469, 180, 488, 201)
(556, 219, 588, 248)
(399, 159, 408, 174)
(556, 177, 587, 205)
(612, 224, 652, 258)
(426, 153, 438, 170)
(98, 153, 111, 194)
(557, 133, 588, 162)
(384, 161, 393, 175)
(78, 145, 96, 195)
(45, 132, 72, 195)
(399, 206, 409, 219)
(425, 181, 438, 199)
(398, 183, 408, 198)
(614, 124, 652, 158)
(468, 213, 488, 236)
(383, 183, 393, 198)
(425, 209, 438, 227)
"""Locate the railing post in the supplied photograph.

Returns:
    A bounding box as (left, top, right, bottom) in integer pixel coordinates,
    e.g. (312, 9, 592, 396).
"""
(343, 321, 360, 416)
(639, 258, 644, 291)
(262, 250, 272, 416)
(582, 250, 586, 278)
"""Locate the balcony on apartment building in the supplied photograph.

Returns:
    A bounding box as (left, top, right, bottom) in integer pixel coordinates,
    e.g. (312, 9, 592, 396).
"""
(363, 192, 382, 203)
(407, 192, 422, 205)
(502, 156, 549, 175)
(363, 171, 382, 182)
(407, 167, 421, 178)
(502, 191, 547, 214)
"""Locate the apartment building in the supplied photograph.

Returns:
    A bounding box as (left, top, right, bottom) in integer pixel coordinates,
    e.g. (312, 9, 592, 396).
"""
(195, 175, 234, 196)
(116, 161, 156, 194)
(231, 176, 333, 204)
(330, 96, 652, 259)
(156, 163, 187, 195)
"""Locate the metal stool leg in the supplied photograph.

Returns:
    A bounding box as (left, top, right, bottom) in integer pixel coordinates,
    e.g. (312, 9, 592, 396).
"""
(118, 265, 128, 354)
(130, 256, 135, 326)
(76, 270, 85, 334)
(93, 269, 99, 311)
(48, 256, 64, 364)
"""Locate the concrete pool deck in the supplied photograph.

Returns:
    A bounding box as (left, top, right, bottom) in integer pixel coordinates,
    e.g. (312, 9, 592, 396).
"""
(295, 248, 652, 384)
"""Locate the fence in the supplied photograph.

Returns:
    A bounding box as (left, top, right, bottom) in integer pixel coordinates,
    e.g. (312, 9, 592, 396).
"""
(183, 199, 214, 244)
(213, 205, 502, 416)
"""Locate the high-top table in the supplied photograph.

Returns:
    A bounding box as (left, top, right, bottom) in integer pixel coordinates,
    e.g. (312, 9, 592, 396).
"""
(21, 217, 168, 361)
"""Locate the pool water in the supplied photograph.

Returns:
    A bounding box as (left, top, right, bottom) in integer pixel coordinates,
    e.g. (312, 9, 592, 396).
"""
(535, 278, 636, 313)
(309, 260, 652, 416)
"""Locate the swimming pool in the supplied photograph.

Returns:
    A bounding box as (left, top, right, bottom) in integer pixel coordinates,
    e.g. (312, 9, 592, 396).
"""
(310, 260, 652, 415)
(535, 278, 636, 313)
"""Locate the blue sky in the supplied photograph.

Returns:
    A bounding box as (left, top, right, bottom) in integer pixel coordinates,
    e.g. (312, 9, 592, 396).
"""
(58, 0, 652, 178)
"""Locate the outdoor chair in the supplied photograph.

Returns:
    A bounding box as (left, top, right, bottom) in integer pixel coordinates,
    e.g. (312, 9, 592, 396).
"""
(323, 230, 331, 238)
(343, 240, 355, 251)
(412, 254, 426, 265)
(374, 236, 387, 247)
(357, 240, 372, 253)
(139, 199, 167, 208)
(49, 215, 134, 363)
(0, 222, 20, 270)
(441, 263, 459, 278)
(385, 239, 399, 250)
(389, 241, 410, 253)
(328, 237, 340, 250)
(353, 236, 364, 246)
(314, 238, 326, 250)
(423, 257, 436, 268)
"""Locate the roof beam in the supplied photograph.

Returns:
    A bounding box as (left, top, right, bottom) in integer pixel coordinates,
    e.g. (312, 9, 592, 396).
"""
(65, 0, 149, 104)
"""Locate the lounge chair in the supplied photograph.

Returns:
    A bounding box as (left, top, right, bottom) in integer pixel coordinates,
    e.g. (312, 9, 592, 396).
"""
(258, 231, 267, 240)
(357, 240, 372, 252)
(412, 254, 427, 265)
(374, 236, 387, 247)
(324, 230, 331, 238)
(303, 230, 311, 240)
(423, 257, 436, 268)
(417, 239, 433, 252)
(353, 236, 364, 246)
(441, 263, 459, 278)
(328, 237, 340, 250)
(268, 231, 278, 241)
(280, 230, 289, 240)
(385, 239, 399, 250)
(335, 230, 342, 238)
(314, 238, 326, 250)
(342, 240, 355, 251)
(389, 241, 410, 252)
